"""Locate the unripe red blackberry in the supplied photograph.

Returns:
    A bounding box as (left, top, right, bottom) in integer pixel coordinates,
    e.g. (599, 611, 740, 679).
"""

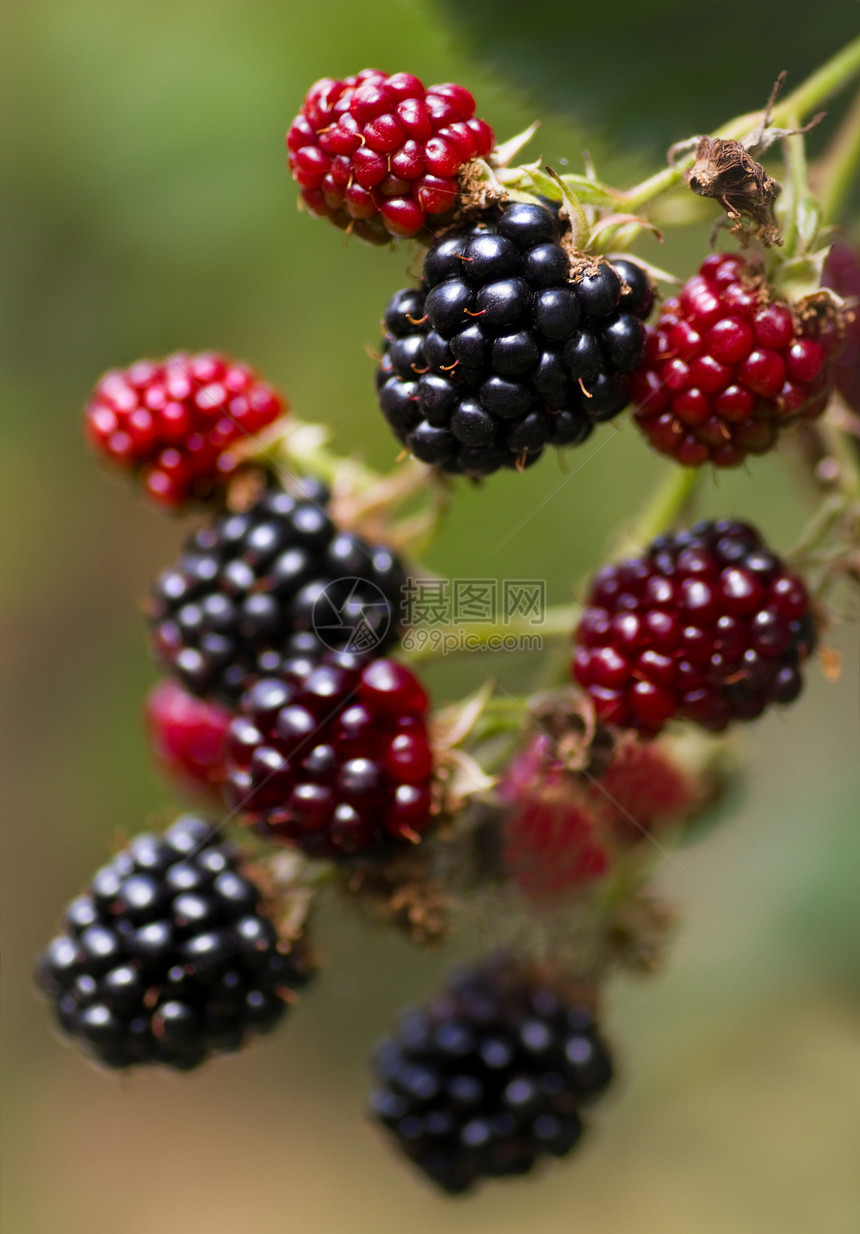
(376, 203, 651, 475)
(287, 69, 494, 243)
(85, 353, 286, 507)
(499, 730, 700, 900)
(369, 954, 612, 1193)
(224, 654, 435, 858)
(823, 241, 860, 413)
(146, 680, 231, 800)
(630, 254, 843, 466)
(573, 519, 816, 735)
(35, 816, 314, 1072)
(148, 482, 406, 705)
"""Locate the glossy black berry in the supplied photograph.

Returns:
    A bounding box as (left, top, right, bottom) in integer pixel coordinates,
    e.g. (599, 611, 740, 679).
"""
(149, 485, 406, 704)
(35, 816, 314, 1071)
(369, 955, 613, 1193)
(376, 202, 652, 476)
(613, 258, 655, 320)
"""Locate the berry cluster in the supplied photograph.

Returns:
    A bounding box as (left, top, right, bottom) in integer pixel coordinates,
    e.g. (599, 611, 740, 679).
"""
(85, 352, 286, 507)
(146, 680, 232, 801)
(631, 254, 841, 466)
(573, 519, 816, 735)
(149, 483, 406, 705)
(224, 654, 435, 858)
(49, 50, 852, 1196)
(369, 955, 613, 1193)
(287, 70, 494, 242)
(376, 202, 652, 475)
(35, 816, 314, 1071)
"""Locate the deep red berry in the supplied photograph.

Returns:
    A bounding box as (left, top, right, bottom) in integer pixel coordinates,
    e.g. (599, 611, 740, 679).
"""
(823, 241, 860, 413)
(287, 69, 494, 243)
(35, 815, 314, 1072)
(223, 654, 435, 857)
(630, 254, 844, 466)
(146, 680, 231, 800)
(369, 954, 612, 1194)
(85, 352, 286, 507)
(573, 520, 816, 736)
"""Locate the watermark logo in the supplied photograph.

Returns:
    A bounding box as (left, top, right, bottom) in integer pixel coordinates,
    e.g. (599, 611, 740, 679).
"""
(312, 578, 393, 654)
(400, 577, 547, 655)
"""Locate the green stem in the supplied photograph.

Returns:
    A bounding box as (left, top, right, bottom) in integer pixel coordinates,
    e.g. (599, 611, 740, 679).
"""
(816, 86, 860, 227)
(622, 36, 860, 213)
(768, 35, 860, 131)
(820, 417, 860, 503)
(779, 113, 808, 261)
(620, 465, 703, 555)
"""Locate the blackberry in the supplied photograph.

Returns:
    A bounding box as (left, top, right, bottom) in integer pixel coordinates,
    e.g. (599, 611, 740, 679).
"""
(573, 519, 816, 735)
(823, 241, 860, 414)
(34, 815, 314, 1072)
(375, 202, 651, 475)
(223, 655, 435, 858)
(630, 253, 844, 466)
(84, 352, 286, 508)
(369, 954, 613, 1193)
(148, 482, 406, 705)
(146, 679, 231, 801)
(499, 731, 700, 901)
(287, 70, 494, 242)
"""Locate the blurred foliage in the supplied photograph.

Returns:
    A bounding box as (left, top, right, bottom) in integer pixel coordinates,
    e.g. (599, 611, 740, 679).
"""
(436, 0, 858, 147)
(1, 2, 858, 1232)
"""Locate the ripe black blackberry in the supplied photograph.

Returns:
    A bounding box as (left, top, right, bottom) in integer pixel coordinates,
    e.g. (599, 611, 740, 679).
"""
(34, 815, 314, 1072)
(369, 954, 613, 1194)
(375, 202, 652, 476)
(149, 481, 406, 705)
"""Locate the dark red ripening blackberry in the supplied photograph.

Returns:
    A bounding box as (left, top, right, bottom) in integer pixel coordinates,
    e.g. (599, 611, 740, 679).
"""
(146, 680, 231, 801)
(149, 481, 406, 705)
(369, 954, 613, 1194)
(573, 520, 816, 735)
(85, 352, 286, 508)
(823, 241, 860, 414)
(223, 653, 435, 858)
(287, 69, 494, 243)
(375, 203, 651, 476)
(35, 816, 314, 1072)
(631, 253, 844, 466)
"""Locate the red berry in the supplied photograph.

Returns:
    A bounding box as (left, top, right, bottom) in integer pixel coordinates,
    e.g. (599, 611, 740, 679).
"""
(822, 241, 860, 412)
(223, 655, 435, 858)
(630, 254, 842, 466)
(499, 726, 702, 902)
(573, 520, 816, 736)
(85, 352, 286, 508)
(146, 680, 231, 799)
(287, 70, 494, 242)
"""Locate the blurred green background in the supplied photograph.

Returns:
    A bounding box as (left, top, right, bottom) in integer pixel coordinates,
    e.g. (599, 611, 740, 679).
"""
(2, 2, 859, 1231)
